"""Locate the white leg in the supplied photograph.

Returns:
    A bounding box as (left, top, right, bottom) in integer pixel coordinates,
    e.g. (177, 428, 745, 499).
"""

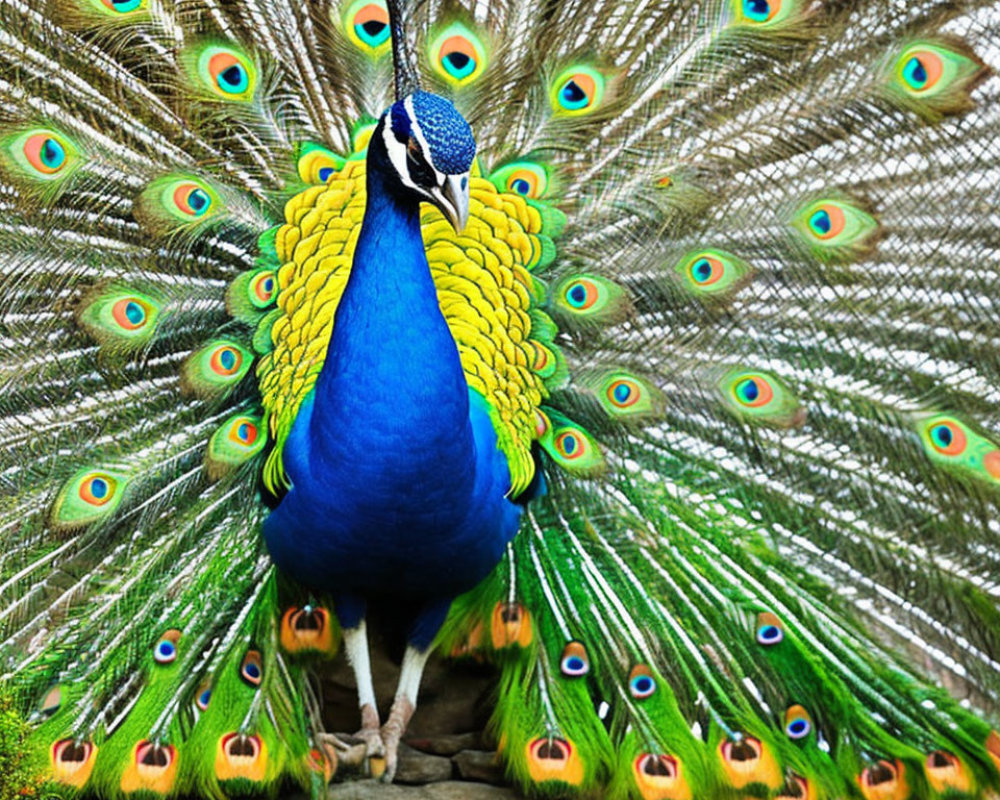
(342, 622, 386, 772)
(380, 644, 432, 782)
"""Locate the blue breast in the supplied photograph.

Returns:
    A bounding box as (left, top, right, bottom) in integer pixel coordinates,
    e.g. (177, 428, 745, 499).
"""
(264, 387, 521, 598)
(262, 134, 521, 609)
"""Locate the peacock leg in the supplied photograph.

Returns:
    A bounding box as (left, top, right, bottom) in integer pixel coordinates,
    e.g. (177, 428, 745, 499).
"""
(379, 644, 432, 782)
(341, 620, 388, 776)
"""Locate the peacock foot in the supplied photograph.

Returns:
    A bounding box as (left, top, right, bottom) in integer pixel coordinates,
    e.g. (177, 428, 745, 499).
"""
(358, 703, 388, 779)
(317, 732, 367, 768)
(323, 706, 387, 777)
(378, 696, 415, 783)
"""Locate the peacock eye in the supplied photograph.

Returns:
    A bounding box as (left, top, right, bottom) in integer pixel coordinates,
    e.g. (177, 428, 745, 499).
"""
(344, 0, 391, 53)
(784, 706, 814, 744)
(10, 129, 79, 181)
(740, 0, 782, 22)
(79, 473, 118, 506)
(606, 379, 640, 409)
(807, 204, 845, 239)
(111, 297, 153, 331)
(564, 280, 599, 310)
(734, 376, 773, 407)
(210, 345, 244, 377)
(157, 177, 220, 223)
(489, 162, 549, 200)
(101, 0, 144, 12)
(927, 420, 967, 456)
(429, 23, 487, 86)
(792, 198, 879, 258)
(628, 665, 657, 699)
(248, 270, 276, 307)
(240, 650, 263, 687)
(550, 65, 605, 115)
(191, 45, 257, 102)
(555, 431, 583, 459)
(153, 629, 181, 665)
(560, 641, 590, 677)
(901, 51, 943, 92)
(24, 134, 67, 174)
(195, 684, 212, 711)
(755, 612, 785, 645)
(210, 54, 249, 94)
(227, 417, 259, 447)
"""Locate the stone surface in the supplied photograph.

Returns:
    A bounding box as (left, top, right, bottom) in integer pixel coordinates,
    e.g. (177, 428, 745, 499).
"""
(393, 743, 454, 785)
(453, 750, 506, 785)
(286, 781, 521, 799)
(405, 732, 482, 757)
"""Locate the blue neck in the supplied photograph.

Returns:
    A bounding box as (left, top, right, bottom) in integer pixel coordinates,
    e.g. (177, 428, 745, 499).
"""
(308, 134, 475, 491)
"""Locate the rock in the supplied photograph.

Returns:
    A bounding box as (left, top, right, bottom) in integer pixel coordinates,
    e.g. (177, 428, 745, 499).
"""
(405, 732, 481, 756)
(453, 750, 506, 785)
(393, 743, 454, 785)
(421, 783, 521, 799)
(304, 780, 521, 799)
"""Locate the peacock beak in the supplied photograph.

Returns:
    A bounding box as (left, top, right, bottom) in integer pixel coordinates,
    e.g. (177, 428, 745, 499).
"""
(432, 172, 470, 233)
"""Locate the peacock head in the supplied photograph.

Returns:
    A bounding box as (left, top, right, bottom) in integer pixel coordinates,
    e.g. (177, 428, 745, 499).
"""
(376, 91, 475, 232)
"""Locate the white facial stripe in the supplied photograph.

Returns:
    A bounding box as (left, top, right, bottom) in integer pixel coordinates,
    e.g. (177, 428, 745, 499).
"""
(404, 96, 445, 186)
(381, 116, 418, 192)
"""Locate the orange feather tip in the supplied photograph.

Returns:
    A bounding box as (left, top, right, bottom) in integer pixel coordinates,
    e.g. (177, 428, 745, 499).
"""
(215, 733, 268, 782)
(39, 686, 62, 717)
(526, 737, 584, 786)
(924, 750, 971, 794)
(777, 774, 814, 800)
(50, 739, 98, 787)
(120, 741, 178, 794)
(857, 759, 908, 800)
(304, 742, 338, 782)
(632, 753, 692, 800)
(985, 730, 1000, 772)
(491, 602, 532, 648)
(449, 619, 485, 659)
(280, 605, 337, 655)
(717, 736, 782, 789)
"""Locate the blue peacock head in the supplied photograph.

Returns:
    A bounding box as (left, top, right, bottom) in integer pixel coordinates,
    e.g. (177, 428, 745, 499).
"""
(377, 90, 475, 232)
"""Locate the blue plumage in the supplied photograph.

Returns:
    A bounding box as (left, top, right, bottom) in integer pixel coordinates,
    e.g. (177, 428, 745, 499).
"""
(263, 97, 518, 647)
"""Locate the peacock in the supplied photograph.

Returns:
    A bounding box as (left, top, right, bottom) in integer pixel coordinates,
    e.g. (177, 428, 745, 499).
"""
(1, 0, 1000, 796)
